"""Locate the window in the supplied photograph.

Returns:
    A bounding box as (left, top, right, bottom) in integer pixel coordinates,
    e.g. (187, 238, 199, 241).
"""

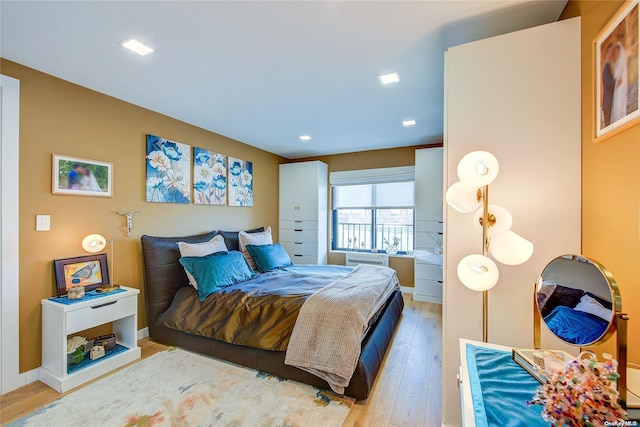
(332, 181, 414, 253)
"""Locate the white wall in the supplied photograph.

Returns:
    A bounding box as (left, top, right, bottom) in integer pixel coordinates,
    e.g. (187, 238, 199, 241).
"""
(442, 18, 581, 426)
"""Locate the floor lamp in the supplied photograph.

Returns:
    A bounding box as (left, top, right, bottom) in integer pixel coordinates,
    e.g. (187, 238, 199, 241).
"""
(82, 234, 115, 285)
(445, 151, 534, 342)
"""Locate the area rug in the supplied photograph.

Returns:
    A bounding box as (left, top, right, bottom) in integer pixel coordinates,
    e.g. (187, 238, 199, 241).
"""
(10, 348, 354, 427)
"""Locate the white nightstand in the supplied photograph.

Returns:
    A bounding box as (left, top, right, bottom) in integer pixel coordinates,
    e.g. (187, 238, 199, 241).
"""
(39, 286, 141, 393)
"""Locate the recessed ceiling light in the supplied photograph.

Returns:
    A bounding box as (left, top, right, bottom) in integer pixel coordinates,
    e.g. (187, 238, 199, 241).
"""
(379, 72, 400, 85)
(403, 119, 416, 127)
(121, 38, 154, 56)
(299, 135, 311, 141)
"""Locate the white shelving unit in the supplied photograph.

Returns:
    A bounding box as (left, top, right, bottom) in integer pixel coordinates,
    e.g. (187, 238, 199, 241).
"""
(414, 147, 444, 303)
(279, 161, 328, 265)
(39, 286, 141, 393)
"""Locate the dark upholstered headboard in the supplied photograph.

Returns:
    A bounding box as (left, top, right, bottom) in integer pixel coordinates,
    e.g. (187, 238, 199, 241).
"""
(140, 230, 217, 335)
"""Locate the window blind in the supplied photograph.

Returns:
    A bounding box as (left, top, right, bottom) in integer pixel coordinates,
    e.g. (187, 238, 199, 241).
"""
(329, 166, 415, 186)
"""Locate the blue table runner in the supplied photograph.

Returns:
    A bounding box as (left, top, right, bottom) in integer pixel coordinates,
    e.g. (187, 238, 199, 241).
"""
(48, 288, 126, 305)
(466, 344, 549, 427)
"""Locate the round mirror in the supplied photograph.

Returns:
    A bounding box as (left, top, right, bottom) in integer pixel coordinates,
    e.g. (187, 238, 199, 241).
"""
(536, 254, 621, 346)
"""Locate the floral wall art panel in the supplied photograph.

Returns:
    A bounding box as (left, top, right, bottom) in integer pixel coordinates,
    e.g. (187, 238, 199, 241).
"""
(228, 157, 253, 207)
(193, 147, 227, 205)
(146, 134, 191, 204)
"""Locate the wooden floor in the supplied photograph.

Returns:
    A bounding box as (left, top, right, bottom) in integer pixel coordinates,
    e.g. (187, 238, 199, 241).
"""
(1, 295, 441, 427)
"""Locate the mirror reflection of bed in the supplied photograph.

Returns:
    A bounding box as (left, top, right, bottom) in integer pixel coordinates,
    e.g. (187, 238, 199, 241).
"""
(537, 255, 614, 346)
(534, 254, 639, 417)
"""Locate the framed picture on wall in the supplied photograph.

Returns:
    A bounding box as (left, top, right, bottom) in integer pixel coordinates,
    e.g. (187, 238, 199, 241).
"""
(52, 154, 113, 197)
(593, 0, 639, 142)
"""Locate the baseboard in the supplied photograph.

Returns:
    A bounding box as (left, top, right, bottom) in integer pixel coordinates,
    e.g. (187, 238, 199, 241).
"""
(413, 293, 443, 304)
(400, 285, 414, 294)
(137, 327, 149, 340)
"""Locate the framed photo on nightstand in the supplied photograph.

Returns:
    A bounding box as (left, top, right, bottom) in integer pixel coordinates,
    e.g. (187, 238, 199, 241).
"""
(53, 254, 110, 296)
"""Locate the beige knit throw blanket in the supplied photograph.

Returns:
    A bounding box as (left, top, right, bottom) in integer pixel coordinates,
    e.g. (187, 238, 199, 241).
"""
(284, 264, 399, 394)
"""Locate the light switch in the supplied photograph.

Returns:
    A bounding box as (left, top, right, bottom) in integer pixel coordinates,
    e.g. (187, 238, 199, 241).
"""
(36, 215, 50, 231)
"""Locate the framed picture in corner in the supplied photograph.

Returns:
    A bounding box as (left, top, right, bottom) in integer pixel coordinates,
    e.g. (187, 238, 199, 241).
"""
(593, 0, 639, 142)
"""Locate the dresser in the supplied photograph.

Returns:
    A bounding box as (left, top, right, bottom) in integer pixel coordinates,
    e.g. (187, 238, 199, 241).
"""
(279, 161, 328, 265)
(414, 147, 443, 303)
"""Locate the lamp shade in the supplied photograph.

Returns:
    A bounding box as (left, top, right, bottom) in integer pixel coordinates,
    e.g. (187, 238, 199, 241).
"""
(457, 151, 499, 187)
(489, 230, 534, 265)
(445, 181, 480, 213)
(82, 234, 106, 253)
(456, 254, 499, 291)
(472, 204, 512, 235)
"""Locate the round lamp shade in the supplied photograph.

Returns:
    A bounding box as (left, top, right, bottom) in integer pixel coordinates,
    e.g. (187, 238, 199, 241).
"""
(472, 204, 513, 235)
(457, 151, 499, 187)
(456, 254, 499, 291)
(82, 234, 107, 253)
(445, 181, 481, 213)
(489, 230, 534, 265)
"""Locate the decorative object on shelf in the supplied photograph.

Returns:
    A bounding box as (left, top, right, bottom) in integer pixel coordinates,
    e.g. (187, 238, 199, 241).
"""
(528, 351, 627, 424)
(67, 336, 87, 364)
(89, 345, 105, 361)
(67, 285, 85, 299)
(54, 254, 110, 297)
(96, 284, 120, 293)
(193, 147, 227, 205)
(93, 334, 116, 351)
(146, 134, 191, 204)
(82, 233, 116, 286)
(512, 348, 573, 384)
(445, 151, 533, 342)
(383, 237, 401, 255)
(228, 157, 253, 207)
(52, 154, 113, 197)
(115, 210, 141, 237)
(593, 0, 639, 142)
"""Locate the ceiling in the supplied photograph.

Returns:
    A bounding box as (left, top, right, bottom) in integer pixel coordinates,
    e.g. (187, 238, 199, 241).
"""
(0, 1, 567, 159)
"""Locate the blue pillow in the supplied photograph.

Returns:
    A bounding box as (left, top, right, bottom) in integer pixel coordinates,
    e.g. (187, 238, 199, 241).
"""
(179, 251, 257, 301)
(246, 244, 293, 273)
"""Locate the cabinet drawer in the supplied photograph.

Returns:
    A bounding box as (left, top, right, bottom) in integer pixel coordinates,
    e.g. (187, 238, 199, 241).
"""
(279, 229, 318, 243)
(415, 262, 443, 280)
(414, 279, 443, 298)
(279, 220, 318, 230)
(289, 254, 318, 265)
(415, 232, 442, 250)
(67, 295, 137, 333)
(281, 241, 318, 256)
(415, 220, 443, 233)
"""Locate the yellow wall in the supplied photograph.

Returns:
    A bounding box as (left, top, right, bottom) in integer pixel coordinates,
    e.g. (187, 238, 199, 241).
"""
(1, 59, 285, 372)
(301, 144, 442, 288)
(561, 1, 640, 364)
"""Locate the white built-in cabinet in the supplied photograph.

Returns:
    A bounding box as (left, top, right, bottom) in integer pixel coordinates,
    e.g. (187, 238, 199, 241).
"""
(414, 147, 443, 304)
(279, 161, 328, 265)
(442, 18, 581, 426)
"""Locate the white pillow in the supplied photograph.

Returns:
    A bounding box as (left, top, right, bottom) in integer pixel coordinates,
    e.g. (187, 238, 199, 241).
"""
(238, 227, 272, 270)
(177, 235, 228, 289)
(574, 294, 612, 322)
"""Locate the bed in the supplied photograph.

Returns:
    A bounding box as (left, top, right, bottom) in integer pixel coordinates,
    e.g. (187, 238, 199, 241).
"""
(538, 282, 613, 345)
(140, 229, 404, 400)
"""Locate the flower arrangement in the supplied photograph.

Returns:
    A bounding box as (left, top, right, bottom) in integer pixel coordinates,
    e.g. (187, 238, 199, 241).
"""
(527, 351, 627, 426)
(67, 336, 87, 364)
(384, 237, 401, 255)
